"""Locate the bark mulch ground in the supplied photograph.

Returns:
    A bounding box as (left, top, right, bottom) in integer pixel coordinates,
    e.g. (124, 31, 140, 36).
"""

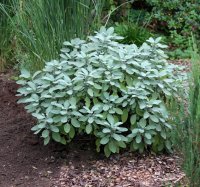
(0, 70, 186, 187)
(53, 153, 185, 187)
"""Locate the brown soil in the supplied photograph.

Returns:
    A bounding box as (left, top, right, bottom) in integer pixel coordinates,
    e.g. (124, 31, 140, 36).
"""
(0, 72, 65, 187)
(0, 72, 186, 187)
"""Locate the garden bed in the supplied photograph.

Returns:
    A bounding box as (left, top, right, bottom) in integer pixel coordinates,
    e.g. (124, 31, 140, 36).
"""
(0, 72, 186, 187)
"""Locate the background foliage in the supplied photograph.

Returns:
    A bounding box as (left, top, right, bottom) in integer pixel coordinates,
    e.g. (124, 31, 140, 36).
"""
(0, 0, 105, 72)
(132, 0, 200, 58)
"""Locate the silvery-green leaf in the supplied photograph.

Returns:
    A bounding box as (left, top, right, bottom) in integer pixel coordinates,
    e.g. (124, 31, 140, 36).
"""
(20, 69, 31, 78)
(32, 113, 45, 120)
(87, 88, 93, 97)
(74, 84, 83, 91)
(47, 118, 53, 123)
(53, 116, 61, 123)
(31, 125, 39, 131)
(67, 90, 73, 95)
(34, 129, 42, 134)
(130, 114, 136, 125)
(150, 115, 159, 123)
(118, 141, 126, 148)
(42, 129, 49, 138)
(16, 80, 26, 85)
(100, 136, 109, 145)
(139, 118, 146, 128)
(139, 101, 146, 109)
(94, 83, 102, 90)
(102, 128, 111, 133)
(17, 87, 28, 95)
(44, 137, 50, 145)
(71, 118, 80, 127)
(107, 27, 114, 35)
(52, 132, 61, 142)
(145, 132, 151, 140)
(109, 140, 117, 153)
(165, 140, 172, 151)
(118, 127, 128, 132)
(161, 131, 167, 139)
(71, 111, 82, 117)
(156, 124, 162, 131)
(136, 135, 142, 144)
(107, 114, 114, 125)
(38, 123, 46, 129)
(146, 124, 156, 130)
(69, 97, 76, 106)
(144, 138, 152, 145)
(50, 125, 59, 133)
(114, 108, 123, 115)
(86, 124, 92, 134)
(61, 116, 68, 123)
(103, 105, 110, 111)
(143, 111, 150, 119)
(113, 133, 121, 141)
(64, 124, 71, 133)
(88, 117, 94, 124)
(131, 128, 139, 136)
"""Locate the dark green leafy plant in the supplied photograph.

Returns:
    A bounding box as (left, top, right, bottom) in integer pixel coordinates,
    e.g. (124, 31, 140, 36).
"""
(114, 22, 153, 46)
(162, 31, 192, 59)
(145, 0, 200, 35)
(131, 0, 200, 59)
(17, 27, 184, 157)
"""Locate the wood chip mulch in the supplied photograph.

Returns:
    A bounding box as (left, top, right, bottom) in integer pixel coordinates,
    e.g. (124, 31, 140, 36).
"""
(53, 152, 186, 187)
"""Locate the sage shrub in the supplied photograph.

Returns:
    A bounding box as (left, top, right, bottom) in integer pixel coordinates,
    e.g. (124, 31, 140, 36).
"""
(17, 27, 183, 157)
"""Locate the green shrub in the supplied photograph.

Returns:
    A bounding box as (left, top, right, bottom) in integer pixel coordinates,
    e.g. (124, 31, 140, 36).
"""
(145, 0, 200, 36)
(131, 0, 200, 59)
(17, 27, 184, 157)
(147, 0, 200, 58)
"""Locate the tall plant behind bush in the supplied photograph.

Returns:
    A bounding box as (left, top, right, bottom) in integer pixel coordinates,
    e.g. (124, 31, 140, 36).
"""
(170, 39, 200, 186)
(184, 41, 200, 186)
(0, 0, 13, 71)
(9, 0, 105, 72)
(17, 27, 184, 157)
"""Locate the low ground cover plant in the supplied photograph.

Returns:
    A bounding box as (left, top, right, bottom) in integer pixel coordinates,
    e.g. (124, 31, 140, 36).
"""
(17, 27, 184, 157)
